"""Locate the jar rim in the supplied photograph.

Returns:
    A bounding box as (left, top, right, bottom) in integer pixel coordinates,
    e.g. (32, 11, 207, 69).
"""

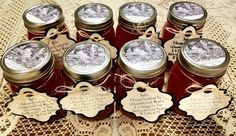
(119, 39, 167, 79)
(178, 38, 230, 77)
(118, 2, 157, 31)
(74, 3, 114, 32)
(0, 41, 54, 83)
(23, 4, 65, 32)
(62, 41, 112, 81)
(167, 1, 207, 28)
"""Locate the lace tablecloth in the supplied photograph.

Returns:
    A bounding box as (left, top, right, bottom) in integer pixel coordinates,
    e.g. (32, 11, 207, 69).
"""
(0, 0, 236, 136)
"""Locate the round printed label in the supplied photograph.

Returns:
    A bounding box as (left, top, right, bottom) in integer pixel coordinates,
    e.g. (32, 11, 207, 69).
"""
(122, 3, 154, 22)
(4, 42, 48, 71)
(78, 4, 110, 24)
(172, 2, 204, 20)
(122, 40, 164, 70)
(65, 42, 109, 74)
(26, 5, 60, 24)
(184, 39, 226, 66)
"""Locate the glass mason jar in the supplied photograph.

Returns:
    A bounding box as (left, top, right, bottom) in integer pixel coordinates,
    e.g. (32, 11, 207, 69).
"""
(74, 3, 115, 44)
(116, 2, 157, 49)
(115, 39, 167, 118)
(161, 2, 207, 43)
(0, 41, 66, 121)
(23, 4, 68, 40)
(167, 38, 230, 115)
(62, 41, 114, 120)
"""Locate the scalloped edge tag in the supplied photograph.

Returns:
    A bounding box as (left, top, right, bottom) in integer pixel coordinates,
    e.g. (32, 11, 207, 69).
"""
(7, 88, 60, 122)
(179, 84, 232, 121)
(59, 82, 114, 118)
(121, 82, 173, 122)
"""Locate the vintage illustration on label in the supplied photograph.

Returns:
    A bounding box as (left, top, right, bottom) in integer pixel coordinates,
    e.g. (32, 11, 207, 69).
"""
(164, 26, 201, 62)
(172, 3, 204, 20)
(41, 28, 75, 60)
(179, 84, 232, 121)
(26, 5, 59, 24)
(121, 82, 173, 122)
(78, 4, 110, 23)
(7, 88, 60, 122)
(122, 3, 154, 22)
(4, 42, 47, 71)
(60, 82, 114, 118)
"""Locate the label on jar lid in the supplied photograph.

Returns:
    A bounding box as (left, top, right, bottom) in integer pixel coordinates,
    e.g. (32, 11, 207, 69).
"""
(78, 4, 110, 24)
(184, 39, 226, 66)
(122, 40, 164, 70)
(4, 42, 48, 71)
(179, 84, 232, 121)
(65, 42, 110, 74)
(7, 88, 60, 122)
(122, 3, 154, 22)
(26, 5, 60, 24)
(59, 82, 114, 118)
(171, 2, 204, 20)
(164, 26, 202, 63)
(121, 82, 173, 122)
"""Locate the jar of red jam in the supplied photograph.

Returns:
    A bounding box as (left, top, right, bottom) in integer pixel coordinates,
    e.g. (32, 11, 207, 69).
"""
(167, 38, 230, 115)
(0, 41, 64, 98)
(74, 3, 115, 44)
(116, 2, 157, 49)
(23, 4, 67, 40)
(115, 39, 167, 118)
(62, 41, 114, 120)
(161, 2, 207, 43)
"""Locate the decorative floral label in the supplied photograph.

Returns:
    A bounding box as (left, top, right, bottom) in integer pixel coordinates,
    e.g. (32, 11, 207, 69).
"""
(164, 26, 201, 63)
(122, 3, 154, 22)
(7, 88, 60, 122)
(139, 27, 162, 45)
(41, 28, 75, 61)
(60, 82, 114, 118)
(121, 82, 173, 122)
(179, 84, 232, 121)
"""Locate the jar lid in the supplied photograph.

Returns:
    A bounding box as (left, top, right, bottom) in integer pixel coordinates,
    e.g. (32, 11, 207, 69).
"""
(168, 1, 207, 27)
(178, 38, 230, 77)
(23, 4, 64, 32)
(63, 41, 111, 81)
(119, 39, 167, 79)
(0, 41, 54, 83)
(74, 3, 113, 32)
(119, 2, 157, 31)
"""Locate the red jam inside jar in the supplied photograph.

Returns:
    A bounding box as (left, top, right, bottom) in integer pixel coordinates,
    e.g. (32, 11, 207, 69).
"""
(115, 39, 167, 119)
(23, 4, 68, 40)
(74, 3, 115, 45)
(62, 41, 114, 121)
(167, 38, 230, 115)
(116, 2, 157, 49)
(161, 2, 207, 43)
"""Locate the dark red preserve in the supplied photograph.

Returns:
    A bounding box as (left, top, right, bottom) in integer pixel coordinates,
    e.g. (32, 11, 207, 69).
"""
(161, 2, 207, 43)
(23, 4, 68, 40)
(74, 3, 115, 44)
(116, 2, 157, 49)
(167, 38, 230, 115)
(62, 41, 114, 120)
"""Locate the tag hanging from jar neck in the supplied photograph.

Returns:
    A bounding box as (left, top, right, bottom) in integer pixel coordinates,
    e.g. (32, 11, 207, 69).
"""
(138, 26, 161, 44)
(77, 30, 117, 59)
